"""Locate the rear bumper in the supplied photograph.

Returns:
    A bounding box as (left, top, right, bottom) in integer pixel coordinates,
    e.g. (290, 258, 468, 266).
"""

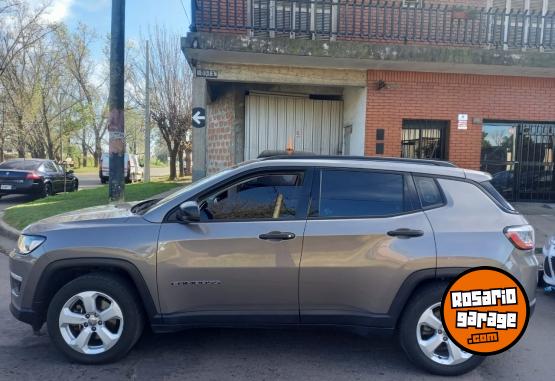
(0, 181, 43, 195)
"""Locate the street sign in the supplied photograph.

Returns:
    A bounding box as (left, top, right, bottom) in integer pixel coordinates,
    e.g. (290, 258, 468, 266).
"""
(192, 107, 206, 128)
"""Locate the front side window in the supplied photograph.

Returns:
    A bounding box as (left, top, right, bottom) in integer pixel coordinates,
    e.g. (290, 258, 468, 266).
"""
(313, 170, 410, 218)
(200, 172, 305, 221)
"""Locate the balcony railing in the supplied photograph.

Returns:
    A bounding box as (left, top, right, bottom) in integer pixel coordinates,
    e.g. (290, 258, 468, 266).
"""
(192, 0, 555, 51)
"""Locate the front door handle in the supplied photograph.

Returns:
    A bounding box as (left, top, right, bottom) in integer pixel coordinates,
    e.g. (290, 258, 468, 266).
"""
(387, 228, 424, 238)
(259, 231, 296, 241)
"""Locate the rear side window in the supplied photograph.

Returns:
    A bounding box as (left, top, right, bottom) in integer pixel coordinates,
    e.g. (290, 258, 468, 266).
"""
(480, 181, 515, 212)
(313, 170, 412, 218)
(414, 176, 444, 208)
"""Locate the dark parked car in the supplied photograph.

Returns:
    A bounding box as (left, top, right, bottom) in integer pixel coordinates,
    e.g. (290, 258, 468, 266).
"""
(0, 159, 78, 198)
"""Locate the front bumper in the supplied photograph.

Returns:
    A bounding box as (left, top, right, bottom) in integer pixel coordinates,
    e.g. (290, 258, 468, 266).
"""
(9, 302, 43, 330)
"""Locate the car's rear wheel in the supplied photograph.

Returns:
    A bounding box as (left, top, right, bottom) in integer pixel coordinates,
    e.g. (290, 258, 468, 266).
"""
(398, 283, 484, 376)
(42, 183, 53, 198)
(47, 273, 144, 364)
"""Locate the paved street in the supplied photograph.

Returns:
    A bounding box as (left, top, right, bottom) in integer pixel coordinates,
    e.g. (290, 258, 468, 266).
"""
(0, 250, 552, 381)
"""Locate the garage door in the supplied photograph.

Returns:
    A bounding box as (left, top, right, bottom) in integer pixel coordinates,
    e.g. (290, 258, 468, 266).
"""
(245, 93, 343, 160)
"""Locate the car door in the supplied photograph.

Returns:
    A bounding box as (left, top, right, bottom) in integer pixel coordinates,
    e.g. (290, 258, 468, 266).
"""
(299, 168, 437, 326)
(43, 161, 63, 192)
(157, 168, 312, 324)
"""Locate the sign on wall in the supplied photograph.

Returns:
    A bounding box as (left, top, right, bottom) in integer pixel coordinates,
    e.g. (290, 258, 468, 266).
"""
(195, 68, 218, 78)
(458, 114, 468, 130)
(192, 107, 206, 128)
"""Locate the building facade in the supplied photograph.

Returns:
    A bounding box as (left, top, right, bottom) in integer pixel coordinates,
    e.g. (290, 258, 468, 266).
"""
(183, 0, 555, 201)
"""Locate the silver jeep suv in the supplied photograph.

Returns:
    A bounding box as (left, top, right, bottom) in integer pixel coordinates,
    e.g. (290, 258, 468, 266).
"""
(9, 156, 537, 375)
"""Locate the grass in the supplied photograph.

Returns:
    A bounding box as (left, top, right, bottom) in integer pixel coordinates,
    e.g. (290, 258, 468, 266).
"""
(4, 180, 184, 231)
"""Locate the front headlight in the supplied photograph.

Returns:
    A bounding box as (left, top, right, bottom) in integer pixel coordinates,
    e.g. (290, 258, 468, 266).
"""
(17, 235, 46, 255)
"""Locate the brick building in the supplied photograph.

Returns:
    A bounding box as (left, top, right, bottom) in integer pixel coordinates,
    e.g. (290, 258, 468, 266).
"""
(183, 0, 555, 201)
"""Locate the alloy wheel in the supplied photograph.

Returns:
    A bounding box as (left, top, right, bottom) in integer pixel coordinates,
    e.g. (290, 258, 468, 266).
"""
(58, 291, 124, 355)
(416, 302, 472, 366)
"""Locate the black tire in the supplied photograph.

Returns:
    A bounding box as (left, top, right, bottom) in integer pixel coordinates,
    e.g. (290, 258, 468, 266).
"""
(47, 273, 145, 364)
(42, 183, 53, 198)
(100, 177, 107, 184)
(398, 282, 485, 376)
(72, 180, 79, 192)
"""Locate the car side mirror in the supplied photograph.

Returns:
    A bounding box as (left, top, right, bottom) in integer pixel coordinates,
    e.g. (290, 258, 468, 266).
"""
(66, 169, 74, 175)
(177, 201, 200, 223)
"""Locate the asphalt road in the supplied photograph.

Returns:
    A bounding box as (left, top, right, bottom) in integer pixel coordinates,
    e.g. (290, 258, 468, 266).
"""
(0, 249, 552, 381)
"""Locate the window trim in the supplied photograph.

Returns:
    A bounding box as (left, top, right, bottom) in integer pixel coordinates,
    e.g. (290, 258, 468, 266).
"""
(308, 167, 422, 220)
(164, 167, 314, 223)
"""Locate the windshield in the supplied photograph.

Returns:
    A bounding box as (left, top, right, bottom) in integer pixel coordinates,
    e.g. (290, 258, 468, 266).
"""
(0, 160, 41, 170)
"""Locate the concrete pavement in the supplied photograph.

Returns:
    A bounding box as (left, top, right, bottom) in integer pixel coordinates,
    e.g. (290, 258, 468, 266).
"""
(514, 202, 555, 249)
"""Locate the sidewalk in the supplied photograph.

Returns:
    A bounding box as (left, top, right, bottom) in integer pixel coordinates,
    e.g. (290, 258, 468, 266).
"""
(513, 202, 555, 250)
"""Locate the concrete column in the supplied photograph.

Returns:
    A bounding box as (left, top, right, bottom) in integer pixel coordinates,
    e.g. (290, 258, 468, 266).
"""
(192, 76, 207, 181)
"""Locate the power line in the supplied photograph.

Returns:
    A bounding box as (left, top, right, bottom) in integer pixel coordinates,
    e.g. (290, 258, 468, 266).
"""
(179, 0, 191, 26)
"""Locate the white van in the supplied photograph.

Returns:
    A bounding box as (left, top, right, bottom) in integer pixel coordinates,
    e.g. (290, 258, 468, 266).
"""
(99, 153, 144, 184)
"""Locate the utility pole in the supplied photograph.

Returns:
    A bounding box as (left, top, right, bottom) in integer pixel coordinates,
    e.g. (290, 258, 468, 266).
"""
(144, 40, 151, 182)
(108, 0, 126, 201)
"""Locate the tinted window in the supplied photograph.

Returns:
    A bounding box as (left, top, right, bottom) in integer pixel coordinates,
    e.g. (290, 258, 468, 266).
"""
(316, 170, 406, 218)
(43, 161, 57, 172)
(0, 160, 40, 170)
(201, 173, 305, 221)
(414, 176, 444, 208)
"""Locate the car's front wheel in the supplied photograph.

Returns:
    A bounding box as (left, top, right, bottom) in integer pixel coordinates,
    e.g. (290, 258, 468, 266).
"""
(398, 283, 484, 376)
(47, 273, 144, 364)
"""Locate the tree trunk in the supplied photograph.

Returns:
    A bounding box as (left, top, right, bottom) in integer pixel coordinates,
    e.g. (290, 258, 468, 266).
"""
(94, 132, 102, 167)
(178, 145, 184, 177)
(81, 128, 87, 167)
(185, 148, 192, 176)
(17, 117, 25, 158)
(169, 150, 177, 180)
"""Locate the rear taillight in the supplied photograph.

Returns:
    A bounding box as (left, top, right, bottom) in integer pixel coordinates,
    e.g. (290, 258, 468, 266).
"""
(25, 172, 41, 180)
(504, 225, 535, 251)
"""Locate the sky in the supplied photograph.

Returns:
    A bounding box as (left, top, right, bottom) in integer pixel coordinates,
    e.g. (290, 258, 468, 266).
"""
(38, 0, 193, 60)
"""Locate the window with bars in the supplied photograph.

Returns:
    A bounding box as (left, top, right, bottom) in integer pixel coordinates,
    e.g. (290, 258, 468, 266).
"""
(401, 120, 449, 160)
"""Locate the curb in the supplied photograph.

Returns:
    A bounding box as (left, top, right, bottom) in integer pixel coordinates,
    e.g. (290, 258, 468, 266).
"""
(0, 212, 21, 241)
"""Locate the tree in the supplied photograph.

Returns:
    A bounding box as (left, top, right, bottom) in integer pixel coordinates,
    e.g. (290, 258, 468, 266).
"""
(0, 0, 55, 79)
(58, 24, 108, 167)
(130, 27, 192, 180)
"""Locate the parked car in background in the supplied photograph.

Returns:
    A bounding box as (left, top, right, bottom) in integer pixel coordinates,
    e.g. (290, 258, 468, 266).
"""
(99, 153, 143, 184)
(10, 156, 537, 375)
(542, 236, 555, 286)
(0, 159, 78, 198)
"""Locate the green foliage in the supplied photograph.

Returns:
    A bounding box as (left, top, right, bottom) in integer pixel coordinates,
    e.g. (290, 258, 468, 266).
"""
(4, 180, 183, 230)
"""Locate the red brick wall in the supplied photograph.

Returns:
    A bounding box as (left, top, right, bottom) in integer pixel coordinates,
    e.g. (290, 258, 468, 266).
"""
(365, 70, 555, 169)
(207, 91, 235, 174)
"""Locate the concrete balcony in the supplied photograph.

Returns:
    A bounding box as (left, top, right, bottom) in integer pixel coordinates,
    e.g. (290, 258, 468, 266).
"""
(184, 1, 555, 77)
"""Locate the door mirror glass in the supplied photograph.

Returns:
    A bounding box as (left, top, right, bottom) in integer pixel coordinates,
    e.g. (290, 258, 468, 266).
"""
(66, 169, 74, 175)
(177, 201, 201, 223)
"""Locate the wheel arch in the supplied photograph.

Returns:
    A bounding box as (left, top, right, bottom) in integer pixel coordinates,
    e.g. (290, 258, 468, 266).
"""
(32, 258, 159, 327)
(388, 267, 469, 328)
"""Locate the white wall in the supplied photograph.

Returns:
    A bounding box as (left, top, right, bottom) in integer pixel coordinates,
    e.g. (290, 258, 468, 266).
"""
(343, 87, 367, 156)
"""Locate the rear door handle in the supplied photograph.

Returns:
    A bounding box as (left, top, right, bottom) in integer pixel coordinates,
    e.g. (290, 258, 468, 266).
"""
(259, 231, 296, 241)
(387, 228, 424, 238)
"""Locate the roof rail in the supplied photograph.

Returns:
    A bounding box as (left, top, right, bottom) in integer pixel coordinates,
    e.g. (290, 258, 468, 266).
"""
(259, 155, 458, 168)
